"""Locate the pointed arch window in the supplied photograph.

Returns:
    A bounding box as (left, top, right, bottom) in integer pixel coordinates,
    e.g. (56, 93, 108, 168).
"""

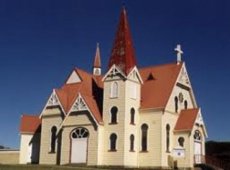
(110, 82, 118, 98)
(130, 108, 135, 124)
(166, 124, 170, 152)
(130, 134, 135, 151)
(109, 133, 117, 151)
(50, 126, 57, 153)
(141, 124, 148, 151)
(174, 96, 178, 113)
(110, 106, 118, 124)
(184, 100, 188, 110)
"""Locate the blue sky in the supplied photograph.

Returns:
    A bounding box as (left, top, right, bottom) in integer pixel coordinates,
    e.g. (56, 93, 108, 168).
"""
(0, 0, 229, 148)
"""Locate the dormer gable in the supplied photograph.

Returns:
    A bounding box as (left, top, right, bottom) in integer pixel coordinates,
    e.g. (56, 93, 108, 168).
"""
(146, 73, 155, 81)
(66, 70, 82, 84)
(40, 89, 66, 118)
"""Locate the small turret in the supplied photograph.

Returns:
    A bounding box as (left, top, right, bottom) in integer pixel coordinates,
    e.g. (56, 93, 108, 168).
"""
(93, 43, 101, 76)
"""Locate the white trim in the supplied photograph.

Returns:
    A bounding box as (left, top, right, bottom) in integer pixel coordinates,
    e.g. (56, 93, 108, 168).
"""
(177, 63, 197, 107)
(102, 64, 126, 82)
(127, 66, 143, 84)
(70, 95, 88, 112)
(39, 89, 66, 118)
(57, 93, 99, 134)
(195, 108, 208, 137)
(165, 62, 198, 110)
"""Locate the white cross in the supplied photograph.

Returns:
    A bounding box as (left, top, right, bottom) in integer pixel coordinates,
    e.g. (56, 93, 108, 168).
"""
(174, 44, 183, 64)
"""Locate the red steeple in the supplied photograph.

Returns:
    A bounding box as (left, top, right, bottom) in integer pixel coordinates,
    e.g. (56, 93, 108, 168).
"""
(108, 7, 137, 75)
(93, 43, 101, 68)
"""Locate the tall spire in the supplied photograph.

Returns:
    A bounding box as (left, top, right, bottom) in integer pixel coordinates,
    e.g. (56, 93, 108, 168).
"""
(93, 43, 101, 76)
(108, 7, 137, 75)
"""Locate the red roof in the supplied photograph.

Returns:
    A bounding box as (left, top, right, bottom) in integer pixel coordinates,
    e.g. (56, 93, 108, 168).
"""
(140, 62, 182, 109)
(20, 115, 41, 134)
(55, 68, 103, 123)
(93, 43, 101, 68)
(174, 108, 199, 131)
(108, 7, 136, 75)
(54, 63, 181, 124)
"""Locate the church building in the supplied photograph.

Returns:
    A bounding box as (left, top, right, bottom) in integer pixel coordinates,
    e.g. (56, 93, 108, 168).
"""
(19, 8, 207, 169)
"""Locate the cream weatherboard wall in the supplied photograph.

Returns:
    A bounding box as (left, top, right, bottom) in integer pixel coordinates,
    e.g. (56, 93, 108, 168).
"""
(102, 69, 142, 167)
(60, 111, 99, 165)
(102, 78, 127, 166)
(138, 109, 163, 168)
(39, 108, 63, 165)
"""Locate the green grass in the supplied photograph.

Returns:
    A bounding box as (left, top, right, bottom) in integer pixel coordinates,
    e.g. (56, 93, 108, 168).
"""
(0, 165, 106, 170)
(0, 164, 196, 170)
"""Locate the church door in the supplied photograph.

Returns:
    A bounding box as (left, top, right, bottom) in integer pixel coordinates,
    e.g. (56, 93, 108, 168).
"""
(194, 142, 202, 164)
(194, 130, 202, 164)
(27, 144, 32, 163)
(71, 128, 89, 164)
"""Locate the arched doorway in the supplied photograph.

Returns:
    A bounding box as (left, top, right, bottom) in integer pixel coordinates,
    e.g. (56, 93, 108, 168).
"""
(71, 127, 89, 163)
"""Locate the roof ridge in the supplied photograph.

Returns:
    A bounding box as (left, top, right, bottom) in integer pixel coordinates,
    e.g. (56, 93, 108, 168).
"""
(139, 62, 182, 71)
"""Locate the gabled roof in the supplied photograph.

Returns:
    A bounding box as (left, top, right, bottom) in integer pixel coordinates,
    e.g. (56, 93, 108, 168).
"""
(20, 115, 41, 134)
(140, 62, 182, 109)
(108, 7, 136, 75)
(93, 43, 101, 68)
(55, 68, 103, 123)
(174, 108, 199, 131)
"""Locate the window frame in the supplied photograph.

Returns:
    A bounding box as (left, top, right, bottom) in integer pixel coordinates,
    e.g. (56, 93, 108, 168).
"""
(50, 126, 57, 153)
(166, 124, 170, 152)
(110, 82, 118, 98)
(130, 108, 135, 125)
(130, 134, 135, 152)
(141, 124, 148, 152)
(109, 133, 117, 151)
(110, 106, 118, 124)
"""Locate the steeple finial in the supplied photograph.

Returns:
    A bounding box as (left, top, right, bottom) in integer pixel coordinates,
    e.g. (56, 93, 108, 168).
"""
(93, 43, 101, 76)
(175, 44, 183, 64)
(108, 7, 137, 75)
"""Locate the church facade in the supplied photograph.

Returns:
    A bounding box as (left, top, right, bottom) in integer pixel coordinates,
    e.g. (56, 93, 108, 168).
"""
(19, 8, 207, 169)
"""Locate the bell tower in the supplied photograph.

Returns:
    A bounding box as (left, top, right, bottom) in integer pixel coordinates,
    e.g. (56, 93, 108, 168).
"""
(102, 7, 143, 166)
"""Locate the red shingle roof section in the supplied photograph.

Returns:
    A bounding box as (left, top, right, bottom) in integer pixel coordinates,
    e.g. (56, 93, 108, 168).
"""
(55, 68, 103, 123)
(108, 8, 136, 75)
(140, 62, 182, 109)
(174, 108, 199, 131)
(93, 43, 101, 68)
(20, 115, 41, 134)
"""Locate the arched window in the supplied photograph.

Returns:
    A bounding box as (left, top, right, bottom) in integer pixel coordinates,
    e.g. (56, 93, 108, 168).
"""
(184, 100, 188, 109)
(130, 134, 135, 151)
(110, 106, 118, 124)
(166, 124, 170, 152)
(110, 133, 117, 151)
(174, 96, 178, 112)
(50, 126, 57, 153)
(111, 82, 118, 98)
(130, 108, 135, 124)
(178, 137, 185, 147)
(194, 130, 201, 141)
(71, 127, 89, 139)
(141, 124, 148, 151)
